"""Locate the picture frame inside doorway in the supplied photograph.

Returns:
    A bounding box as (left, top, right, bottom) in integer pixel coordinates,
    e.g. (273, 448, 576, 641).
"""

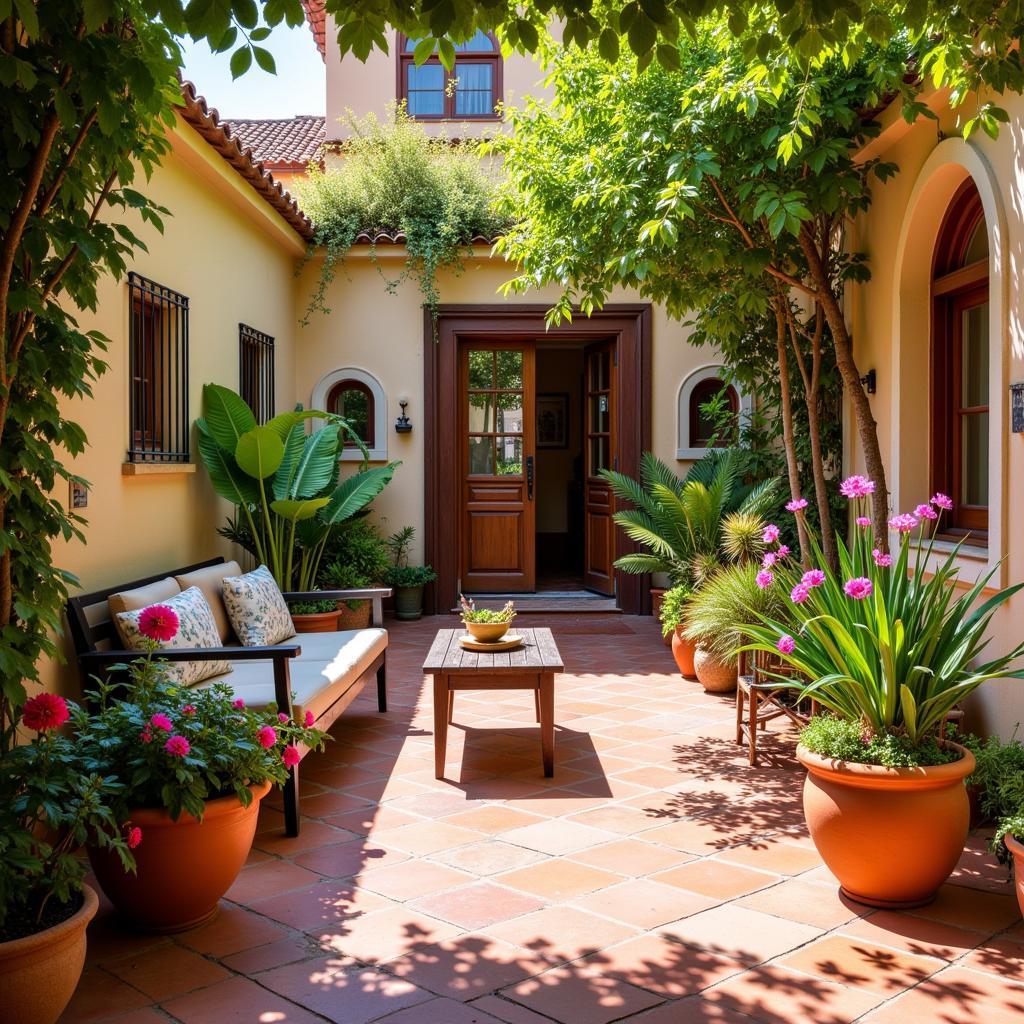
(537, 392, 569, 449)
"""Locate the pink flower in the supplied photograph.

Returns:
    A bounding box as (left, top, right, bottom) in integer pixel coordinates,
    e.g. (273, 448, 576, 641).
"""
(776, 634, 796, 655)
(150, 713, 172, 732)
(303, 710, 315, 728)
(844, 577, 873, 600)
(139, 728, 153, 744)
(138, 604, 179, 643)
(856, 516, 871, 527)
(790, 583, 810, 605)
(776, 544, 790, 559)
(761, 551, 777, 569)
(786, 498, 808, 512)
(840, 475, 875, 499)
(278, 712, 289, 723)
(915, 503, 938, 521)
(755, 570, 774, 589)
(802, 569, 826, 588)
(257, 725, 277, 749)
(232, 699, 246, 709)
(21, 693, 70, 732)
(889, 513, 919, 533)
(164, 735, 190, 757)
(872, 548, 893, 568)
(282, 744, 301, 768)
(762, 524, 781, 544)
(931, 492, 953, 511)
(181, 704, 196, 715)
(125, 825, 143, 849)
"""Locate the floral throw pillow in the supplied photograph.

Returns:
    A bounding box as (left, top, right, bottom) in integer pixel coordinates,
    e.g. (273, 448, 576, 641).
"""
(115, 586, 231, 685)
(221, 565, 296, 647)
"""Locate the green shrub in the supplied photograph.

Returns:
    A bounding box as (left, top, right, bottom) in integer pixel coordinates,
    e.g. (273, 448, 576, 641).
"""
(321, 520, 391, 609)
(384, 565, 437, 588)
(800, 716, 959, 769)
(682, 563, 785, 656)
(992, 810, 1024, 868)
(962, 729, 1024, 821)
(658, 585, 692, 637)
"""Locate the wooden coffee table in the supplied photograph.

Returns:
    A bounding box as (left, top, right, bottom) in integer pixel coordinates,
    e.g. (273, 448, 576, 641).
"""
(423, 627, 564, 779)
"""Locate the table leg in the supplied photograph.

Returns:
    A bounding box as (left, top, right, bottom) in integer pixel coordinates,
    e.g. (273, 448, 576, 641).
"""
(538, 672, 555, 777)
(448, 689, 455, 723)
(433, 673, 448, 779)
(533, 688, 541, 723)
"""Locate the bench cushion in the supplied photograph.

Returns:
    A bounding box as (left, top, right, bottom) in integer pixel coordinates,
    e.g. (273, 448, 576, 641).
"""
(193, 628, 387, 721)
(175, 561, 241, 643)
(108, 578, 181, 645)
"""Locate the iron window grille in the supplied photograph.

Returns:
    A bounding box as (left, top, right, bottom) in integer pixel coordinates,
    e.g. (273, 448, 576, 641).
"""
(239, 323, 275, 424)
(127, 272, 190, 463)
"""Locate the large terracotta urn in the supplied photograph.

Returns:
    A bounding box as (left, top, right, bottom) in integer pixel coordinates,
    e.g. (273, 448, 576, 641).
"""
(1002, 833, 1024, 920)
(88, 781, 270, 933)
(671, 626, 697, 678)
(0, 884, 98, 1024)
(693, 646, 737, 692)
(797, 743, 975, 908)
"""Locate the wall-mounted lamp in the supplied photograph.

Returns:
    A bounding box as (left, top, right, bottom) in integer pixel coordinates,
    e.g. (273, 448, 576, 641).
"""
(859, 369, 877, 395)
(395, 399, 413, 434)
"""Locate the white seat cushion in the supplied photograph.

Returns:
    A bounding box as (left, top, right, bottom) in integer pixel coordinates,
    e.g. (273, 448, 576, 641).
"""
(193, 628, 387, 721)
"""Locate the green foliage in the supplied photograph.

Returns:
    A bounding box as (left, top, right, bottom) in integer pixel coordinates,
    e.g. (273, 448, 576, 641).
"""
(385, 526, 417, 568)
(296, 109, 505, 332)
(289, 599, 337, 614)
(460, 596, 517, 624)
(658, 584, 692, 637)
(992, 812, 1024, 869)
(384, 564, 437, 588)
(964, 730, 1024, 823)
(742, 493, 1024, 747)
(800, 715, 959, 769)
(321, 519, 390, 608)
(197, 384, 398, 591)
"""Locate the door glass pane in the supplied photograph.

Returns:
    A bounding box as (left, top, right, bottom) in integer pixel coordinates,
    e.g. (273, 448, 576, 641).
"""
(468, 349, 493, 389)
(961, 411, 989, 506)
(589, 435, 609, 474)
(496, 436, 523, 475)
(960, 303, 989, 407)
(495, 396, 523, 433)
(590, 350, 609, 390)
(468, 436, 494, 475)
(590, 393, 610, 433)
(468, 392, 495, 432)
(495, 350, 523, 390)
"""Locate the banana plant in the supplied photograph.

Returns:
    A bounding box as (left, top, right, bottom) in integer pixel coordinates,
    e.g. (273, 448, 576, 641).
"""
(197, 384, 398, 591)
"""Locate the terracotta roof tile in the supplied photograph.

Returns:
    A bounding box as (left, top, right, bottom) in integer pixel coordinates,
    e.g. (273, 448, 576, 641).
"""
(221, 115, 326, 169)
(350, 230, 497, 246)
(303, 0, 326, 61)
(176, 81, 313, 242)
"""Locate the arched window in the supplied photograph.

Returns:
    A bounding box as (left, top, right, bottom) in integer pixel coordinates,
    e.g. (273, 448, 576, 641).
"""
(931, 179, 989, 535)
(677, 365, 749, 460)
(397, 30, 502, 120)
(327, 379, 374, 448)
(311, 367, 388, 462)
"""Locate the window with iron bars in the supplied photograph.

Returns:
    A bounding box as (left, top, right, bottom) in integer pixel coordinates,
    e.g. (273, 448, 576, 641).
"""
(239, 323, 275, 424)
(127, 272, 190, 463)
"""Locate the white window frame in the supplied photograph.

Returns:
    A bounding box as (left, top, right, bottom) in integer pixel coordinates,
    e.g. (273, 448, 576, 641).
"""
(676, 363, 752, 460)
(311, 367, 388, 462)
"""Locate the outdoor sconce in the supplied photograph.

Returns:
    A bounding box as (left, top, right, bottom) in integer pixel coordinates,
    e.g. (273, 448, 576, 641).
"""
(860, 369, 877, 395)
(1011, 381, 1024, 433)
(395, 399, 413, 434)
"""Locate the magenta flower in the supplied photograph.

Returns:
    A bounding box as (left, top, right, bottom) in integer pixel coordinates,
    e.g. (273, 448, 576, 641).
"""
(22, 693, 70, 733)
(278, 712, 289, 723)
(181, 704, 196, 715)
(164, 735, 190, 757)
(872, 548, 893, 568)
(762, 524, 781, 544)
(931, 492, 953, 511)
(282, 744, 301, 768)
(844, 577, 873, 600)
(786, 498, 808, 512)
(762, 551, 777, 569)
(232, 698, 246, 709)
(303, 710, 315, 728)
(776, 634, 796, 655)
(840, 475, 875, 499)
(755, 570, 774, 589)
(915, 503, 938, 521)
(802, 569, 826, 588)
(776, 544, 790, 559)
(856, 516, 871, 527)
(257, 725, 277, 749)
(790, 584, 810, 605)
(889, 513, 919, 533)
(150, 712, 173, 732)
(139, 728, 153, 744)
(138, 604, 179, 643)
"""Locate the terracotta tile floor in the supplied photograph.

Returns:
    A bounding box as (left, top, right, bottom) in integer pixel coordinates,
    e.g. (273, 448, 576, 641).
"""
(63, 614, 1023, 1024)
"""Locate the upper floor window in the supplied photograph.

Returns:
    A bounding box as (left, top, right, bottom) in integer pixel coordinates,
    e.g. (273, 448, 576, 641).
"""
(239, 324, 275, 425)
(398, 30, 502, 120)
(931, 179, 989, 536)
(127, 272, 189, 463)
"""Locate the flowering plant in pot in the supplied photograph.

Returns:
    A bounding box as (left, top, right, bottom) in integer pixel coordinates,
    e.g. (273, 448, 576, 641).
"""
(76, 606, 328, 933)
(743, 479, 1024, 907)
(0, 693, 134, 1024)
(460, 595, 517, 643)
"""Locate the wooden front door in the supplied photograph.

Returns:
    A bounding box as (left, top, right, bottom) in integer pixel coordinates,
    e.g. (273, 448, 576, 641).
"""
(584, 340, 616, 595)
(460, 342, 536, 592)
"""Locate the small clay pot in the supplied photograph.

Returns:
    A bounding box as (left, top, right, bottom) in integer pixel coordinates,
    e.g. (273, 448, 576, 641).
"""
(291, 610, 340, 633)
(0, 883, 98, 1024)
(1003, 832, 1024, 921)
(693, 646, 737, 692)
(797, 742, 975, 908)
(671, 626, 697, 678)
(88, 781, 271, 933)
(465, 620, 511, 643)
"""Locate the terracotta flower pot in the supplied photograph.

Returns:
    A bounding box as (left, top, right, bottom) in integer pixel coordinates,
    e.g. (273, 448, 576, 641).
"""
(465, 620, 510, 643)
(1003, 832, 1024, 920)
(0, 883, 98, 1024)
(88, 781, 271, 933)
(797, 742, 975, 908)
(693, 646, 737, 692)
(651, 588, 671, 647)
(336, 600, 371, 631)
(671, 626, 697, 678)
(291, 610, 340, 633)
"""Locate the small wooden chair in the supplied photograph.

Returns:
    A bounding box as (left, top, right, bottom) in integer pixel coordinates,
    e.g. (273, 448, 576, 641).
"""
(736, 650, 816, 766)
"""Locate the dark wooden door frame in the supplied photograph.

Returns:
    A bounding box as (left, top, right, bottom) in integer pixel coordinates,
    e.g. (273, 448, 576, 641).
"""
(424, 304, 653, 615)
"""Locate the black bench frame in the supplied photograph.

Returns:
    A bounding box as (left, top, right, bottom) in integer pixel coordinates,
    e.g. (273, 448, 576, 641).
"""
(66, 556, 390, 836)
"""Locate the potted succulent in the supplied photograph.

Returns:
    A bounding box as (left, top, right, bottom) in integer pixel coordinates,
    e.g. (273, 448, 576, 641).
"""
(383, 527, 436, 621)
(659, 584, 695, 678)
(992, 812, 1024, 920)
(77, 606, 327, 932)
(460, 595, 517, 643)
(321, 520, 390, 630)
(744, 477, 1024, 908)
(0, 693, 134, 1024)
